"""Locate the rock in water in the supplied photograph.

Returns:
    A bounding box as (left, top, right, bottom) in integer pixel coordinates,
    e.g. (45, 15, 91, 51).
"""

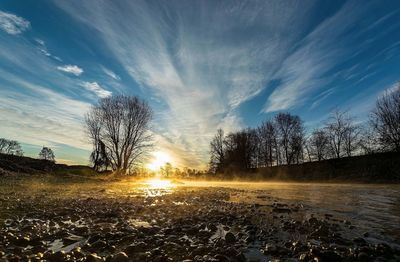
(225, 232, 236, 244)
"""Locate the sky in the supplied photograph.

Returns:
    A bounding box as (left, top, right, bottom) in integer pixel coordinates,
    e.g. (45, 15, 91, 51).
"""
(0, 0, 400, 168)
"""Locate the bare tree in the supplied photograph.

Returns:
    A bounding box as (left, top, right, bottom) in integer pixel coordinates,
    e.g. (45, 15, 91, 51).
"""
(224, 128, 258, 170)
(370, 84, 400, 152)
(343, 123, 361, 157)
(86, 108, 111, 172)
(161, 162, 173, 177)
(290, 123, 305, 164)
(209, 129, 225, 173)
(0, 138, 23, 156)
(85, 95, 153, 174)
(309, 128, 329, 161)
(257, 120, 278, 167)
(39, 147, 55, 162)
(359, 126, 378, 155)
(275, 113, 304, 165)
(324, 109, 353, 159)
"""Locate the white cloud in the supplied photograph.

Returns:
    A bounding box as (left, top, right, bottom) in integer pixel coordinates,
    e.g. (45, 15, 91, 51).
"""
(53, 56, 62, 62)
(80, 81, 112, 98)
(102, 66, 120, 80)
(34, 39, 63, 61)
(0, 10, 30, 35)
(57, 64, 83, 76)
(35, 38, 45, 46)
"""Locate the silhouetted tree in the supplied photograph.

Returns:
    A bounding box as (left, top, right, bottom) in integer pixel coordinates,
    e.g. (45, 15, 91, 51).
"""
(86, 107, 109, 171)
(257, 120, 278, 167)
(85, 95, 153, 174)
(90, 139, 110, 172)
(0, 138, 23, 156)
(209, 129, 225, 173)
(343, 122, 361, 157)
(370, 84, 400, 152)
(324, 109, 353, 158)
(358, 126, 378, 155)
(290, 123, 305, 164)
(309, 129, 330, 161)
(224, 129, 258, 170)
(275, 113, 304, 164)
(161, 162, 173, 177)
(39, 147, 55, 162)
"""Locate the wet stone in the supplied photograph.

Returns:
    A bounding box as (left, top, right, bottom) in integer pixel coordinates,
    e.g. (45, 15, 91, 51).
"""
(109, 252, 129, 262)
(224, 232, 236, 244)
(86, 253, 103, 262)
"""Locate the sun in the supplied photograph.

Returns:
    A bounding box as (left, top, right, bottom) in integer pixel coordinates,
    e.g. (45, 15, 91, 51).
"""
(146, 151, 171, 171)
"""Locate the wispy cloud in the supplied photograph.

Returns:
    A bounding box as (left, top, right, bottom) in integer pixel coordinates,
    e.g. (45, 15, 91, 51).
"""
(0, 69, 91, 151)
(102, 66, 120, 81)
(0, 10, 30, 35)
(34, 38, 52, 57)
(80, 81, 111, 98)
(57, 64, 83, 76)
(55, 0, 314, 167)
(264, 1, 372, 112)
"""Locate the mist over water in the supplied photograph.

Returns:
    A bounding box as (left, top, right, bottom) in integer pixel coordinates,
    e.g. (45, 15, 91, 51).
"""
(173, 181, 400, 246)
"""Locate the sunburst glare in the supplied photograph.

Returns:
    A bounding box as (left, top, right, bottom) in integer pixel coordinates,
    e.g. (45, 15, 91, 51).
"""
(146, 151, 171, 171)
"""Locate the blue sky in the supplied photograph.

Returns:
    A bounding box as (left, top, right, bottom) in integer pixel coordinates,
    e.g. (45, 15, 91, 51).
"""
(0, 0, 399, 168)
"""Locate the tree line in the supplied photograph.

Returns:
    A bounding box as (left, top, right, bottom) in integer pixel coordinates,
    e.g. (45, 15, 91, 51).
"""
(209, 84, 400, 174)
(0, 138, 55, 162)
(0, 138, 23, 156)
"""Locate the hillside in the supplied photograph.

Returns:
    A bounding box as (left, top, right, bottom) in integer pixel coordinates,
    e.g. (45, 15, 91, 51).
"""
(0, 153, 96, 176)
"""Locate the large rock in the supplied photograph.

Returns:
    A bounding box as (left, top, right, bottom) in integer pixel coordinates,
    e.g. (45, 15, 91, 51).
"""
(225, 232, 236, 244)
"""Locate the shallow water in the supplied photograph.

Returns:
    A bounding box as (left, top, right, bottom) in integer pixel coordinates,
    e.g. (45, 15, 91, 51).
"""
(102, 179, 400, 246)
(1, 176, 400, 260)
(177, 181, 400, 246)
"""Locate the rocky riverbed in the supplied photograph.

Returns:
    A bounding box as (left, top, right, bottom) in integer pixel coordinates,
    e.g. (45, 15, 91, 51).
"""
(0, 175, 399, 261)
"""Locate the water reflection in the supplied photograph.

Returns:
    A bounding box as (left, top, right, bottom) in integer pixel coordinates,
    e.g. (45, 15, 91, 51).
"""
(123, 179, 400, 245)
(146, 179, 173, 189)
(203, 181, 400, 246)
(141, 178, 175, 197)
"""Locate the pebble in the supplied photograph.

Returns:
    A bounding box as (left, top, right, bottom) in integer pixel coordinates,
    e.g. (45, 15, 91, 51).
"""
(110, 252, 129, 262)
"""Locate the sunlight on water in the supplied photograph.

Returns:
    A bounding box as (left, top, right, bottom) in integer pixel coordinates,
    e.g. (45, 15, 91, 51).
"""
(141, 178, 175, 197)
(146, 178, 173, 189)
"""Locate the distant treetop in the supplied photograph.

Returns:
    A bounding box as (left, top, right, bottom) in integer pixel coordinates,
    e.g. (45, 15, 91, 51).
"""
(38, 147, 55, 162)
(0, 138, 23, 156)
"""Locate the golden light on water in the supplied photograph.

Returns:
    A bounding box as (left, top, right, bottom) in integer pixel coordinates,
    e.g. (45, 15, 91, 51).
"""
(146, 151, 171, 171)
(146, 178, 173, 189)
